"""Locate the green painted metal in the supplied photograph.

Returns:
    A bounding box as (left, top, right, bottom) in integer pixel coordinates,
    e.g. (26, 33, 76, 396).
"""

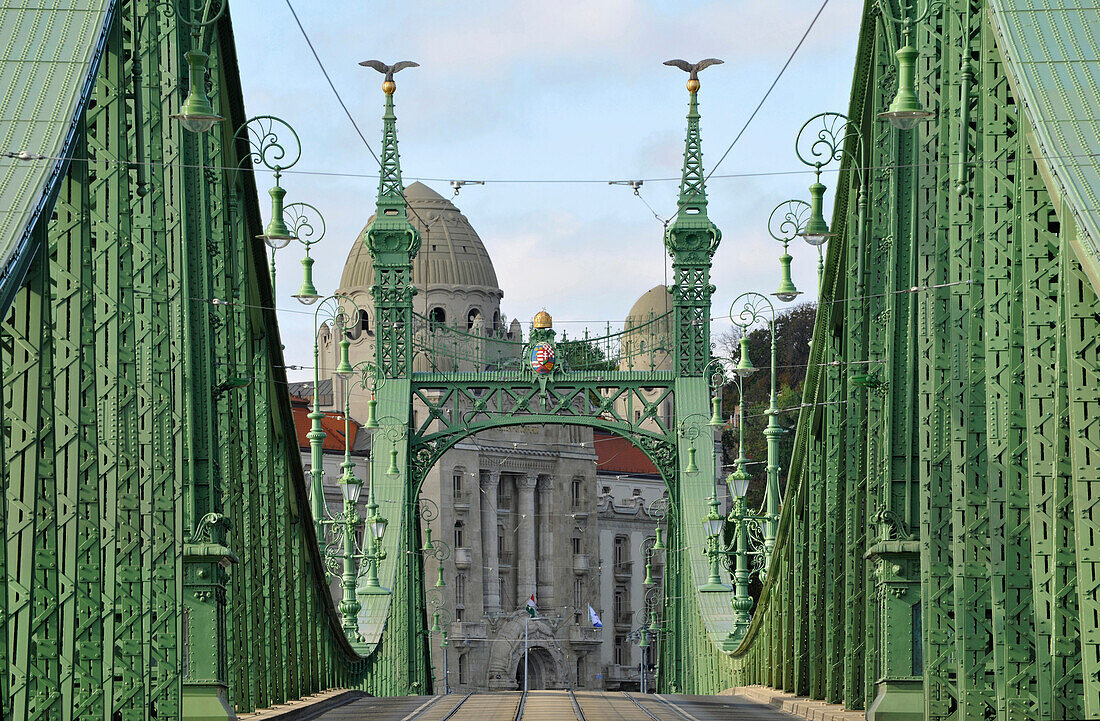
(5, 0, 1100, 716)
(0, 0, 114, 313)
(725, 2, 1100, 719)
(2, 3, 364, 721)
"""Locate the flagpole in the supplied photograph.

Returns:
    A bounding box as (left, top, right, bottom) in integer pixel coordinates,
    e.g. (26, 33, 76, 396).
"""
(524, 614, 529, 694)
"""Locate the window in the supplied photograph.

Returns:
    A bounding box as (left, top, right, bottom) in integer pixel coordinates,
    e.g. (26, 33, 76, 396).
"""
(571, 478, 582, 507)
(573, 579, 584, 608)
(614, 636, 625, 665)
(633, 488, 641, 498)
(467, 308, 481, 330)
(453, 472, 463, 499)
(456, 574, 466, 605)
(635, 410, 641, 421)
(454, 521, 465, 548)
(614, 536, 629, 567)
(458, 654, 468, 685)
(572, 530, 582, 555)
(456, 607, 465, 622)
(499, 578, 507, 609)
(614, 588, 626, 621)
(498, 533, 505, 559)
(428, 307, 446, 330)
(576, 656, 585, 687)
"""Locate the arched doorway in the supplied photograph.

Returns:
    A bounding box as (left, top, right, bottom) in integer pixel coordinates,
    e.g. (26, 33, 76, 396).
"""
(515, 646, 558, 691)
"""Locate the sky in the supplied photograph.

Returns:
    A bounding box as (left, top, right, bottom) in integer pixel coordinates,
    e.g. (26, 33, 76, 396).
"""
(229, 0, 864, 381)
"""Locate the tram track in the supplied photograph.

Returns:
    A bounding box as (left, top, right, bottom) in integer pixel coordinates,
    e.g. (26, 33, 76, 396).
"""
(566, 690, 585, 721)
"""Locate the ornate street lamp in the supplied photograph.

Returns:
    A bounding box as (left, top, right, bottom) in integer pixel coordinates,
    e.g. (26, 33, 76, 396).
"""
(791, 112, 866, 294)
(168, 0, 227, 133)
(305, 295, 358, 540)
(877, 1, 940, 130)
(766, 199, 811, 303)
(730, 293, 783, 560)
(424, 587, 453, 693)
(234, 116, 305, 295)
(419, 498, 452, 591)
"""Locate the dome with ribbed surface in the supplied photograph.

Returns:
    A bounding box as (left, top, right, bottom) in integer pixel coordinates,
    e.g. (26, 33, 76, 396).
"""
(339, 181, 500, 292)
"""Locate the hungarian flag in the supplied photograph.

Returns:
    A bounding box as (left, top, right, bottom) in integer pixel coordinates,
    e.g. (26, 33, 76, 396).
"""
(525, 594, 537, 618)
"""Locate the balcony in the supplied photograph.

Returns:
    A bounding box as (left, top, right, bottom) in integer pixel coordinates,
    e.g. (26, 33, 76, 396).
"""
(613, 560, 632, 580)
(448, 621, 488, 647)
(614, 613, 633, 630)
(572, 554, 590, 574)
(454, 547, 472, 569)
(452, 491, 471, 511)
(569, 625, 602, 645)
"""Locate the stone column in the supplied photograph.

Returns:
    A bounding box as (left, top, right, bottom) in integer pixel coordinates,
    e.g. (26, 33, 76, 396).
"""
(516, 473, 538, 609)
(537, 476, 555, 612)
(481, 469, 501, 615)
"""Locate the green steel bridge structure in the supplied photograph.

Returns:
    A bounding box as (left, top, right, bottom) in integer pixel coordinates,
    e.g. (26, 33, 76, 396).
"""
(1, 1, 1099, 721)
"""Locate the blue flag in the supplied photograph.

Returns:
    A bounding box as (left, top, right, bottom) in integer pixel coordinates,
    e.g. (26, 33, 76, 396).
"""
(588, 604, 603, 628)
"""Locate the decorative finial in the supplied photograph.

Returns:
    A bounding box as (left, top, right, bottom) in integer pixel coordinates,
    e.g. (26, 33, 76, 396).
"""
(533, 310, 552, 329)
(359, 59, 420, 95)
(663, 58, 724, 92)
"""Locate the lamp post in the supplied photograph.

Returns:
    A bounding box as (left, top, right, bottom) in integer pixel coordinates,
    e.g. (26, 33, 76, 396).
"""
(877, 0, 941, 130)
(357, 414, 402, 598)
(301, 295, 357, 541)
(729, 293, 782, 561)
(792, 112, 866, 297)
(235, 116, 302, 295)
(418, 498, 452, 592)
(169, 0, 227, 133)
(425, 587, 453, 694)
(768, 200, 810, 301)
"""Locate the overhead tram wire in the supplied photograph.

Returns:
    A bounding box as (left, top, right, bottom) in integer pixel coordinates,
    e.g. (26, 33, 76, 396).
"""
(283, 0, 433, 231)
(703, 0, 831, 182)
(5, 149, 1099, 187)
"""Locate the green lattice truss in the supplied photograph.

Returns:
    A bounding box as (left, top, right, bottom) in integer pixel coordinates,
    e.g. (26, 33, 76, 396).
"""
(722, 2, 1100, 721)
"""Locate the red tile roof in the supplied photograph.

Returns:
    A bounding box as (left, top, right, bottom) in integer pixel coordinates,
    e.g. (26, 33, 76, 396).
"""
(594, 431, 658, 475)
(290, 396, 359, 451)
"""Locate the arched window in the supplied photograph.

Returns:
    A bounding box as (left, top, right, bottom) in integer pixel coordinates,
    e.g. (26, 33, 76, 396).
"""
(456, 573, 466, 604)
(453, 471, 463, 499)
(347, 309, 371, 339)
(454, 521, 465, 548)
(493, 310, 501, 331)
(429, 307, 446, 331)
(572, 529, 583, 555)
(467, 308, 481, 330)
(571, 478, 583, 507)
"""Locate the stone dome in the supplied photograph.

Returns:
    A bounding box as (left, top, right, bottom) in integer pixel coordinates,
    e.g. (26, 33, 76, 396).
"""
(339, 181, 501, 294)
(621, 285, 673, 371)
(626, 284, 672, 323)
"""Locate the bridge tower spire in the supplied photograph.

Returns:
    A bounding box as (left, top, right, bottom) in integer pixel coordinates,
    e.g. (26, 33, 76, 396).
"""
(663, 58, 723, 376)
(360, 60, 421, 378)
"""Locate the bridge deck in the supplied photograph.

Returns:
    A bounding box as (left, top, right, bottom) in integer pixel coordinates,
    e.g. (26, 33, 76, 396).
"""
(318, 691, 799, 721)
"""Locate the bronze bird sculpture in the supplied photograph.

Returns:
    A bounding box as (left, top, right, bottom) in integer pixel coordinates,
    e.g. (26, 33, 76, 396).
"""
(359, 60, 419, 94)
(663, 58, 724, 91)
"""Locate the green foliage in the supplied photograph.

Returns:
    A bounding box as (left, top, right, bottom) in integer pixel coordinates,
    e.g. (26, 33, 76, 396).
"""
(558, 337, 619, 371)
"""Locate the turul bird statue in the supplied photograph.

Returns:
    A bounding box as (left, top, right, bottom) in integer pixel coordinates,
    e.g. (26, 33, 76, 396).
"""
(663, 58, 724, 91)
(359, 60, 420, 94)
